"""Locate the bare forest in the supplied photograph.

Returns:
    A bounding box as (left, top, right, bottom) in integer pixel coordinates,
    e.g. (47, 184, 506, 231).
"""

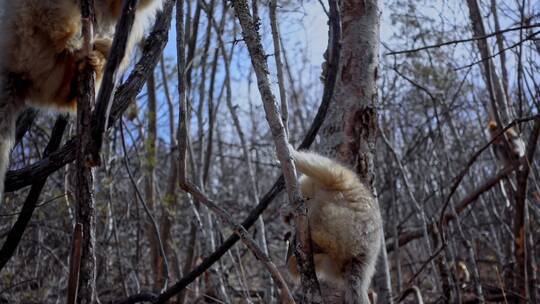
(1, 0, 540, 303)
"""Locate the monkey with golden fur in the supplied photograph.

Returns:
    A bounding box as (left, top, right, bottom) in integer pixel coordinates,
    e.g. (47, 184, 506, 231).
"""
(0, 0, 163, 203)
(284, 148, 383, 304)
(487, 120, 525, 167)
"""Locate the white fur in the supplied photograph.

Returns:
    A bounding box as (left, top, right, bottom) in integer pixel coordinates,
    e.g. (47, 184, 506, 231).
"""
(0, 89, 22, 204)
(287, 149, 382, 302)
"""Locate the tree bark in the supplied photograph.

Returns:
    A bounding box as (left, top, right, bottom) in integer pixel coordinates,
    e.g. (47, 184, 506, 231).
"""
(145, 70, 163, 290)
(77, 1, 97, 302)
(231, 0, 322, 302)
(513, 118, 540, 303)
(466, 0, 510, 123)
(318, 0, 391, 303)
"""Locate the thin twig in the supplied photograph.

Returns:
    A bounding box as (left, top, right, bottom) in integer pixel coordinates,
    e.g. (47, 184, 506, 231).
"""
(177, 182, 295, 304)
(396, 285, 424, 304)
(269, 0, 289, 136)
(437, 115, 539, 230)
(119, 120, 170, 290)
(66, 223, 83, 304)
(231, 1, 321, 300)
(0, 116, 68, 272)
(455, 30, 540, 71)
(385, 23, 540, 55)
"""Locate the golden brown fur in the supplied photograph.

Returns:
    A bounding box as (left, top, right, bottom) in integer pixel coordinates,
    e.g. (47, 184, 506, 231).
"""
(487, 120, 525, 166)
(285, 149, 382, 303)
(456, 261, 471, 287)
(0, 0, 163, 203)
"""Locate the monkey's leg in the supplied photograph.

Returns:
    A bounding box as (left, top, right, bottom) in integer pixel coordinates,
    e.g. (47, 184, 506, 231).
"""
(86, 44, 109, 89)
(49, 46, 109, 111)
(0, 86, 24, 204)
(343, 258, 375, 304)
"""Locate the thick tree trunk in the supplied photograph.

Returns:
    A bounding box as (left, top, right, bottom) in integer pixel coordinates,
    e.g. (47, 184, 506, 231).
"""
(319, 1, 392, 303)
(319, 0, 379, 181)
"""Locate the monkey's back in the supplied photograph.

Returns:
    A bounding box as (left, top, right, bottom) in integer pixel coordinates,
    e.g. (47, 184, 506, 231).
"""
(291, 148, 383, 272)
(307, 180, 382, 265)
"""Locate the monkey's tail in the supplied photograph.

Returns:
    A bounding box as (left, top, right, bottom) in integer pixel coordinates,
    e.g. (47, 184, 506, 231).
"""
(290, 148, 360, 192)
(0, 100, 19, 204)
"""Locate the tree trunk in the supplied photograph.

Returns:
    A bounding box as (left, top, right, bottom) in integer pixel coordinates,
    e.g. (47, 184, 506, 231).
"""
(77, 1, 97, 302)
(145, 69, 163, 290)
(319, 0, 392, 303)
(466, 0, 510, 123)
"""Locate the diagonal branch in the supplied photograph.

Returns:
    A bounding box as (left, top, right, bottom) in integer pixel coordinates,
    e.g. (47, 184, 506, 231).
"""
(113, 0, 341, 301)
(0, 116, 68, 272)
(175, 182, 295, 304)
(230, 0, 321, 301)
(89, 0, 140, 165)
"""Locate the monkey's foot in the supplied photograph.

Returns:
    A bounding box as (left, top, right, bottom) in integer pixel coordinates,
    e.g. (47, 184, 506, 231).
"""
(93, 38, 113, 58)
(86, 49, 107, 79)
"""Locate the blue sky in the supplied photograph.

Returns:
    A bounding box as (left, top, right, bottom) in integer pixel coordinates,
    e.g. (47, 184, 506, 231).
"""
(136, 0, 540, 146)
